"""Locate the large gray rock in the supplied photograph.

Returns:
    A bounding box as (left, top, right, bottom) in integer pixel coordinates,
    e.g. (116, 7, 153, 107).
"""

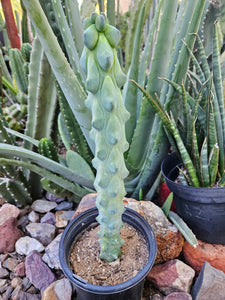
(147, 259, 195, 295)
(192, 262, 225, 300)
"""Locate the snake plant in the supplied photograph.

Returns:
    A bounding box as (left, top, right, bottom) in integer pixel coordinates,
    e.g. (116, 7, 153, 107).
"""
(132, 22, 225, 188)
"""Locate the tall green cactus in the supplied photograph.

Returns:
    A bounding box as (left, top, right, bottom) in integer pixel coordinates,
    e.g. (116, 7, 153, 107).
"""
(81, 13, 130, 262)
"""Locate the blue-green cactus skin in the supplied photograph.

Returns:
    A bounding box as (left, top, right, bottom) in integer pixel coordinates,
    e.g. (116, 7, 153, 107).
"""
(81, 13, 129, 262)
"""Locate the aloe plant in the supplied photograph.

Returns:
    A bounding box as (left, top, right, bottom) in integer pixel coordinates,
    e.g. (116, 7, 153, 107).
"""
(132, 21, 225, 188)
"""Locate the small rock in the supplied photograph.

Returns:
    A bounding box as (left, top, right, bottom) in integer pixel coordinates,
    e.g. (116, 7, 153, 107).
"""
(40, 212, 56, 225)
(55, 211, 74, 228)
(2, 257, 20, 271)
(55, 201, 73, 211)
(28, 211, 39, 223)
(20, 291, 40, 299)
(26, 223, 56, 246)
(19, 206, 31, 218)
(22, 277, 32, 291)
(3, 286, 13, 299)
(0, 203, 20, 226)
(17, 215, 30, 230)
(164, 292, 192, 299)
(0, 278, 7, 288)
(31, 200, 57, 213)
(0, 267, 9, 278)
(0, 253, 8, 263)
(183, 239, 225, 273)
(10, 285, 22, 300)
(147, 259, 195, 295)
(45, 192, 65, 203)
(11, 277, 23, 288)
(74, 194, 184, 263)
(42, 233, 62, 269)
(192, 262, 225, 300)
(15, 236, 45, 255)
(15, 262, 26, 277)
(0, 217, 21, 253)
(42, 278, 72, 300)
(25, 251, 56, 294)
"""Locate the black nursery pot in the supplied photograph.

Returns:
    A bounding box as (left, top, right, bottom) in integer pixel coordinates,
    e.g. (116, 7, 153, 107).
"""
(161, 152, 225, 245)
(59, 207, 157, 300)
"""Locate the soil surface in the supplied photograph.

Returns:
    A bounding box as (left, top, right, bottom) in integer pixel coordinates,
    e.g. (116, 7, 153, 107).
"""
(69, 223, 149, 286)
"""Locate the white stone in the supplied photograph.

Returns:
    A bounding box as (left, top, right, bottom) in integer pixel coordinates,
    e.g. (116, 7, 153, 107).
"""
(15, 236, 44, 255)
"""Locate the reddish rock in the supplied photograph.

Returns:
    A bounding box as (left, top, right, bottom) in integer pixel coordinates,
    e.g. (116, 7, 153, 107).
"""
(147, 259, 195, 295)
(72, 193, 138, 218)
(73, 194, 184, 264)
(15, 262, 26, 277)
(0, 203, 20, 226)
(183, 239, 225, 274)
(0, 217, 21, 253)
(164, 292, 192, 300)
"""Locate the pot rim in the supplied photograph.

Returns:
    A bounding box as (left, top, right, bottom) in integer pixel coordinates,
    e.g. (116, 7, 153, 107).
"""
(59, 207, 157, 295)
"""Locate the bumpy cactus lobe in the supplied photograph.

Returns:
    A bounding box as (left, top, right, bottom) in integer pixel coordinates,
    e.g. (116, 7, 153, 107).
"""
(81, 13, 129, 262)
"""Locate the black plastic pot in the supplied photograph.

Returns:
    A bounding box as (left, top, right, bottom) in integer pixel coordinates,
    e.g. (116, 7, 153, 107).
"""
(59, 207, 157, 300)
(161, 152, 225, 244)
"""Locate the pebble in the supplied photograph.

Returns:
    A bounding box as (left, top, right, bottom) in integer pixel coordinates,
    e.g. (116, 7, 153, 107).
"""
(55, 201, 74, 211)
(15, 262, 26, 277)
(55, 210, 74, 228)
(45, 192, 65, 203)
(2, 257, 20, 271)
(40, 212, 56, 225)
(0, 267, 9, 278)
(11, 277, 23, 288)
(0, 217, 21, 253)
(42, 233, 62, 269)
(164, 292, 192, 299)
(0, 278, 7, 288)
(26, 223, 56, 246)
(41, 278, 72, 300)
(28, 211, 39, 223)
(15, 236, 45, 255)
(25, 250, 56, 294)
(0, 203, 20, 225)
(31, 200, 57, 213)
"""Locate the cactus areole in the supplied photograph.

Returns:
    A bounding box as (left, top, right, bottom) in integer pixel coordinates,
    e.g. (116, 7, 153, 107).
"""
(80, 13, 130, 262)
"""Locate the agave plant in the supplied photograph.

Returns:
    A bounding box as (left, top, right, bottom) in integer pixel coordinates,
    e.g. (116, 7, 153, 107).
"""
(132, 21, 225, 188)
(0, 0, 223, 207)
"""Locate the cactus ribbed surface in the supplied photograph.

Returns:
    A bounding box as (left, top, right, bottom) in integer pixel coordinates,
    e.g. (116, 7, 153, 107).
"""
(81, 13, 130, 262)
